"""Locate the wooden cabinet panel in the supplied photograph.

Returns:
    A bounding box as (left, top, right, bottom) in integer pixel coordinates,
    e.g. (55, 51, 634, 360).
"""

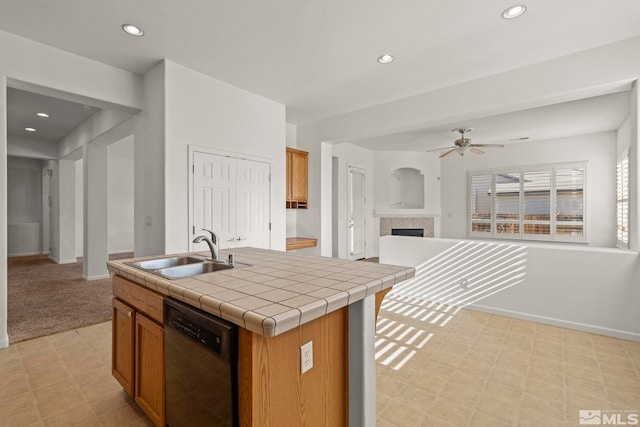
(113, 275, 164, 324)
(112, 298, 135, 397)
(239, 307, 347, 426)
(286, 147, 308, 209)
(135, 313, 166, 427)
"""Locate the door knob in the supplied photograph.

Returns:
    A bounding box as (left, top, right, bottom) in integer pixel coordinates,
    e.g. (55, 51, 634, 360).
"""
(228, 237, 235, 242)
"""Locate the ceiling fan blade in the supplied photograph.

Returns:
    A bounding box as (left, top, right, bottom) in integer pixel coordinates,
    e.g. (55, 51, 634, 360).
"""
(439, 149, 457, 158)
(426, 146, 455, 153)
(471, 144, 505, 148)
(470, 148, 485, 155)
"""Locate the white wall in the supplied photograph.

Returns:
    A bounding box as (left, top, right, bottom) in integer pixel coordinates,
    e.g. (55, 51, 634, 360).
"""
(440, 131, 617, 247)
(331, 143, 375, 259)
(163, 60, 286, 253)
(380, 236, 640, 341)
(75, 159, 83, 256)
(0, 75, 8, 348)
(7, 157, 42, 255)
(108, 136, 134, 253)
(74, 136, 135, 256)
(8, 135, 57, 159)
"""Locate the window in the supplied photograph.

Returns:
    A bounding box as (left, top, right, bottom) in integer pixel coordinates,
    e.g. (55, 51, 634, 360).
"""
(468, 162, 586, 243)
(616, 154, 629, 248)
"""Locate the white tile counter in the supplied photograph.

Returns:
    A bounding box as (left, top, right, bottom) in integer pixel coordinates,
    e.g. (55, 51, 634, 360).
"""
(107, 247, 415, 337)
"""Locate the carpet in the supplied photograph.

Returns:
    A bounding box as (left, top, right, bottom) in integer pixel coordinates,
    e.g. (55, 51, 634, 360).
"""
(7, 253, 132, 343)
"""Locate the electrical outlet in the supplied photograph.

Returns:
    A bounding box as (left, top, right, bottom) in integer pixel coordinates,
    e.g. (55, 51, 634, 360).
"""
(301, 341, 313, 374)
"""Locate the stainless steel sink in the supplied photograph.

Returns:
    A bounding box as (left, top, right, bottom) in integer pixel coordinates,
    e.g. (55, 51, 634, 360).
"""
(155, 261, 250, 279)
(129, 256, 206, 270)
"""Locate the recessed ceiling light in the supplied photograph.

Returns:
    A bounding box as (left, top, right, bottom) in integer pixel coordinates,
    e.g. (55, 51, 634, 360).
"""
(25, 127, 36, 132)
(36, 112, 50, 118)
(501, 5, 527, 19)
(377, 54, 394, 64)
(122, 24, 144, 36)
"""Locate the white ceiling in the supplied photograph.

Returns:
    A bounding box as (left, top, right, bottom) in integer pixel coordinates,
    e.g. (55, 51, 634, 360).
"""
(349, 90, 631, 151)
(0, 0, 639, 127)
(0, 0, 640, 150)
(7, 88, 98, 142)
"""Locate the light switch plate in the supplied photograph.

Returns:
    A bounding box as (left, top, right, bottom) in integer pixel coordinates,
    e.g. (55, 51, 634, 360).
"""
(301, 341, 313, 374)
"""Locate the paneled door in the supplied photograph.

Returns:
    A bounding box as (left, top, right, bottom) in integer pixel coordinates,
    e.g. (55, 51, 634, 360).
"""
(236, 159, 271, 249)
(347, 165, 366, 260)
(193, 153, 237, 249)
(193, 151, 270, 250)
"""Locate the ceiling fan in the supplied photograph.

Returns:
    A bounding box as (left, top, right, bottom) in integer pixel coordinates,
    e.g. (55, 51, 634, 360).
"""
(427, 128, 504, 158)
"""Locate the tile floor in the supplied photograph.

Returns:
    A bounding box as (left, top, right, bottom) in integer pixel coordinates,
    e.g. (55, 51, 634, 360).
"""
(375, 293, 640, 427)
(1, 302, 638, 427)
(0, 322, 153, 427)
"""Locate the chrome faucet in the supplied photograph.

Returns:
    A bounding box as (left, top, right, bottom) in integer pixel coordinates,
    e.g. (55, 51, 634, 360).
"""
(193, 229, 220, 261)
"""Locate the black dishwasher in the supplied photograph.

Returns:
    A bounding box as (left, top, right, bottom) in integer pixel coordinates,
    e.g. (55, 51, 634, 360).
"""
(164, 297, 238, 427)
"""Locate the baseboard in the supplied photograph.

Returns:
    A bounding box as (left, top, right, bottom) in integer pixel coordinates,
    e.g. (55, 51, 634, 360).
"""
(8, 251, 46, 257)
(468, 304, 640, 342)
(82, 274, 111, 281)
(52, 257, 78, 264)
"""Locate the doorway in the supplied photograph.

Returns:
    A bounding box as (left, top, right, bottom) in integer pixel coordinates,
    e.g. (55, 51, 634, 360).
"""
(347, 165, 366, 260)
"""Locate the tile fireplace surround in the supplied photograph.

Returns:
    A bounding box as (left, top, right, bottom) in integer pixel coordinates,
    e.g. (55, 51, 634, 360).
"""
(380, 217, 434, 237)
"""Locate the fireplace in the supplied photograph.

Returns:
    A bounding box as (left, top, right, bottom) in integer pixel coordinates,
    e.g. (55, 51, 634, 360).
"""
(391, 228, 424, 237)
(380, 217, 434, 238)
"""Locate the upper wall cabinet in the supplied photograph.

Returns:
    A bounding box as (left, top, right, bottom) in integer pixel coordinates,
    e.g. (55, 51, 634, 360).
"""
(286, 147, 308, 209)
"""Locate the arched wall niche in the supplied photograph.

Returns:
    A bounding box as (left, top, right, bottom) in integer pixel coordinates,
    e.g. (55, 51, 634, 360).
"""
(389, 167, 424, 209)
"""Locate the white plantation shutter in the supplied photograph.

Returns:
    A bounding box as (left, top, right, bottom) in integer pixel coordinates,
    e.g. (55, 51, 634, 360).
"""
(555, 167, 584, 239)
(468, 162, 587, 242)
(522, 170, 551, 237)
(616, 155, 629, 248)
(469, 174, 492, 234)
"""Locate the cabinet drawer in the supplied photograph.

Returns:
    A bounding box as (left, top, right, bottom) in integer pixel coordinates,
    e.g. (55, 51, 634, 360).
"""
(113, 275, 164, 324)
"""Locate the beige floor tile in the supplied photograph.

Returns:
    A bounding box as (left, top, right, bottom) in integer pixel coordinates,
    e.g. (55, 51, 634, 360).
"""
(36, 389, 86, 419)
(428, 396, 475, 426)
(0, 392, 38, 421)
(469, 410, 512, 427)
(380, 401, 428, 427)
(0, 407, 40, 427)
(41, 404, 99, 427)
(440, 382, 481, 409)
(520, 392, 565, 422)
(476, 394, 519, 424)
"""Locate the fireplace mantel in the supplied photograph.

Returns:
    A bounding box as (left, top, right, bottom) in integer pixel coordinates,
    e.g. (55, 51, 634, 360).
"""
(373, 209, 441, 218)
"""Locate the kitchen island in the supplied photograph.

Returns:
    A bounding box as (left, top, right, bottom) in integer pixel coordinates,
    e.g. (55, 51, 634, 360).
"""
(107, 247, 415, 426)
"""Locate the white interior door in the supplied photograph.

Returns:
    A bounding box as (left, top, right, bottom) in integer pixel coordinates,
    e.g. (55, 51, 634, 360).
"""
(348, 165, 366, 260)
(193, 152, 236, 250)
(193, 151, 271, 251)
(236, 159, 270, 249)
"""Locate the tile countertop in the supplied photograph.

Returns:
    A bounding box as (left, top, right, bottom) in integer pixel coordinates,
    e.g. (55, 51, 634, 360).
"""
(107, 247, 415, 337)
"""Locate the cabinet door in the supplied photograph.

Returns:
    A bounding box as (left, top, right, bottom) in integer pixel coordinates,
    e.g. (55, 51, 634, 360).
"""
(286, 150, 292, 201)
(135, 313, 165, 427)
(290, 151, 308, 203)
(112, 298, 135, 397)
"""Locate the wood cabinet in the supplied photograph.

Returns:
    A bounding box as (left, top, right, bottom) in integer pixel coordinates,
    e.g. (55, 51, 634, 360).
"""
(286, 147, 308, 209)
(112, 276, 165, 427)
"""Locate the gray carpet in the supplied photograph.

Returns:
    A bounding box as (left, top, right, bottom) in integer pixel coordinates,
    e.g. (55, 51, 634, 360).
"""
(7, 253, 132, 343)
